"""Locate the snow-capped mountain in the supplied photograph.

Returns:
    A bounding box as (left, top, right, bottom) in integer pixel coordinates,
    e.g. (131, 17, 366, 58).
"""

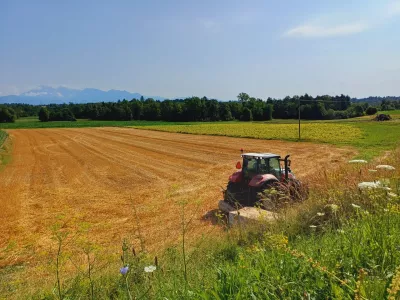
(0, 86, 166, 104)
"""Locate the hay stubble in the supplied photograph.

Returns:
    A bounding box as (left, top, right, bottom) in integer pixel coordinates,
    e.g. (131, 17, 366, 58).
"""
(0, 127, 356, 267)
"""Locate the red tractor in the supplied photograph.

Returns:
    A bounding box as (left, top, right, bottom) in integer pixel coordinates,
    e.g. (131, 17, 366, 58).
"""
(222, 150, 305, 211)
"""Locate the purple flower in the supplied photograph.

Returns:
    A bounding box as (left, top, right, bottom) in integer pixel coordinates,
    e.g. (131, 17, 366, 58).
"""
(120, 266, 129, 275)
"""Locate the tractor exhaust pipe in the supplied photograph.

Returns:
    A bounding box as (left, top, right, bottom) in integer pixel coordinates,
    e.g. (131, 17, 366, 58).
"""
(284, 155, 290, 181)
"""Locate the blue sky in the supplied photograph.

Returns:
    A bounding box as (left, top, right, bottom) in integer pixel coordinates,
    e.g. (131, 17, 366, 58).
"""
(1, 0, 399, 99)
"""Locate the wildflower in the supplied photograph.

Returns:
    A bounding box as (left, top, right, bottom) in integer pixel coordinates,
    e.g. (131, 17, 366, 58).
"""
(376, 164, 395, 171)
(120, 266, 129, 275)
(327, 204, 339, 212)
(337, 229, 345, 234)
(351, 203, 361, 209)
(144, 265, 157, 273)
(358, 181, 381, 190)
(349, 159, 367, 164)
(317, 212, 325, 217)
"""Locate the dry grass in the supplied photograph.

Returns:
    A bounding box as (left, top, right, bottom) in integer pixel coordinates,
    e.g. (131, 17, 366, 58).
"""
(0, 127, 357, 293)
(0, 128, 356, 252)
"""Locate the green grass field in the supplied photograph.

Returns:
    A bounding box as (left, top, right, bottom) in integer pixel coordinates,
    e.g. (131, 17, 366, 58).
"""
(0, 130, 7, 146)
(0, 116, 177, 129)
(0, 129, 11, 169)
(133, 121, 400, 160)
(133, 122, 362, 143)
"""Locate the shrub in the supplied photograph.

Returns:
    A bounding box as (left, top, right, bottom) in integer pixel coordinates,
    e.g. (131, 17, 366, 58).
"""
(0, 107, 16, 123)
(366, 107, 378, 115)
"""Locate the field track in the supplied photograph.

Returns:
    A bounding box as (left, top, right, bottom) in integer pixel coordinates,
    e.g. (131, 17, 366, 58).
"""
(0, 127, 356, 267)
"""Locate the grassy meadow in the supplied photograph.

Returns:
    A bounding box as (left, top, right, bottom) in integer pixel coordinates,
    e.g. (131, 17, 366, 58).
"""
(0, 130, 7, 147)
(133, 120, 400, 160)
(0, 130, 11, 169)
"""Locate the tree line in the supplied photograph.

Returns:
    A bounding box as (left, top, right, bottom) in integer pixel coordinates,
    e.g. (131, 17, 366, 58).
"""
(1, 94, 400, 123)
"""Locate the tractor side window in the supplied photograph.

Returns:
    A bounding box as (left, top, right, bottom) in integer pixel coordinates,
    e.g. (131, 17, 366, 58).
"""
(247, 158, 257, 172)
(268, 158, 281, 176)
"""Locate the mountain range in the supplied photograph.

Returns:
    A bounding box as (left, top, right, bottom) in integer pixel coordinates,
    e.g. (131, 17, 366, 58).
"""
(1, 86, 399, 105)
(0, 86, 166, 105)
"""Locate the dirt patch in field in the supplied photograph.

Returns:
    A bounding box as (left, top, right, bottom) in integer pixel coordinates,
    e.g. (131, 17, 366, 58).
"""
(0, 128, 356, 268)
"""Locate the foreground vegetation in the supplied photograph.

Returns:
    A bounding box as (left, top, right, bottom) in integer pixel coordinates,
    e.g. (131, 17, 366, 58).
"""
(2, 147, 399, 299)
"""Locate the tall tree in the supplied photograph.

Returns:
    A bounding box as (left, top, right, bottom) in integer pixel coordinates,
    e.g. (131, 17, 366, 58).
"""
(237, 92, 250, 103)
(38, 107, 50, 122)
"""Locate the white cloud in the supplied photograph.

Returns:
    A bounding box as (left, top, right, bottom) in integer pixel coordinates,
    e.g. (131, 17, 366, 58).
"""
(284, 22, 368, 38)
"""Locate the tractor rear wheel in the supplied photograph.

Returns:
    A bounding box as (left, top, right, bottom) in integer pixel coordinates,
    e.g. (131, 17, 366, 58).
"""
(224, 182, 245, 208)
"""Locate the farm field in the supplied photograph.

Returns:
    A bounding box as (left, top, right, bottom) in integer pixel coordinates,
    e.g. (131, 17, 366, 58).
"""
(0, 128, 355, 268)
(3, 114, 400, 160)
(133, 120, 400, 159)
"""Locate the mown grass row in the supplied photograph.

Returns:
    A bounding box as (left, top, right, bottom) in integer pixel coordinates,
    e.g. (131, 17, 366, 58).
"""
(3, 148, 400, 299)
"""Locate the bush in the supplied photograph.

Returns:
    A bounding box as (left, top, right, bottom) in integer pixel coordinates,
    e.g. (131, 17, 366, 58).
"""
(366, 107, 378, 115)
(333, 110, 348, 119)
(49, 108, 76, 121)
(0, 107, 16, 123)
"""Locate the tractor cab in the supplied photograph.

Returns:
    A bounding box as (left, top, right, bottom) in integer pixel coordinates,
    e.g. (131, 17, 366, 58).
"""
(240, 153, 283, 181)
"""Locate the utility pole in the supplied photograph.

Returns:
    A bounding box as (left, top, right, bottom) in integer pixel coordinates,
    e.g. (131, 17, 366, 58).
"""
(298, 97, 301, 140)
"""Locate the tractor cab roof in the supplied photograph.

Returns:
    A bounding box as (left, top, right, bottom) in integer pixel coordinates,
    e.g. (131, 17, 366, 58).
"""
(242, 153, 280, 159)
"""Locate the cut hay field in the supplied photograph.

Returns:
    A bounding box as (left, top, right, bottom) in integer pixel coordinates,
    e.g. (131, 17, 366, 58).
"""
(0, 128, 355, 269)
